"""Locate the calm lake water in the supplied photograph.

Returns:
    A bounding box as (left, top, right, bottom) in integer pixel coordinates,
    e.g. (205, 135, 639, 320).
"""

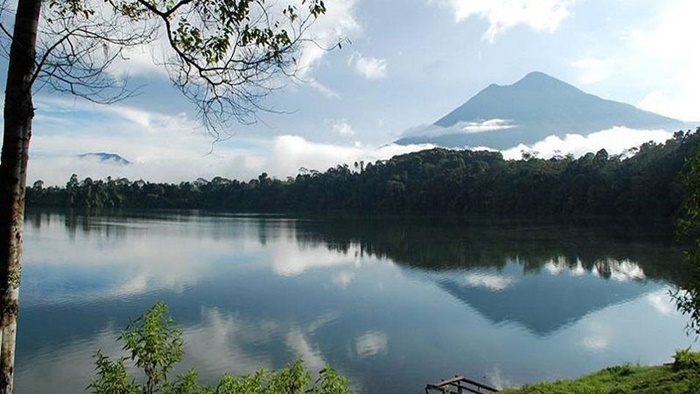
(16, 210, 694, 393)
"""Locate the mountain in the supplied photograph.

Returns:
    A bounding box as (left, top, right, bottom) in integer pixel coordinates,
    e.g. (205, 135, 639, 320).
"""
(396, 71, 689, 150)
(78, 152, 131, 165)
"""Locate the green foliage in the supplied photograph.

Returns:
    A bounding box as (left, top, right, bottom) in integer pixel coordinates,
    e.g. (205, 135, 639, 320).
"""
(308, 366, 351, 394)
(603, 364, 635, 377)
(500, 359, 700, 394)
(87, 302, 353, 394)
(88, 350, 140, 394)
(120, 301, 184, 393)
(674, 348, 700, 371)
(268, 358, 311, 393)
(27, 129, 700, 219)
(678, 133, 700, 241)
(673, 132, 700, 335)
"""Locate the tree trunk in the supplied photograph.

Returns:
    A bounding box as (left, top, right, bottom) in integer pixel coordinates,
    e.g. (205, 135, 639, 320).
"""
(0, 0, 42, 393)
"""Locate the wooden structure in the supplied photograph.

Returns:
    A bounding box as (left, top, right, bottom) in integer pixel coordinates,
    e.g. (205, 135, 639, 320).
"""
(425, 375, 499, 394)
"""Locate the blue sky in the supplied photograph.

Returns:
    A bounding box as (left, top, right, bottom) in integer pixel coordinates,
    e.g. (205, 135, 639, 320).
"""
(8, 0, 699, 185)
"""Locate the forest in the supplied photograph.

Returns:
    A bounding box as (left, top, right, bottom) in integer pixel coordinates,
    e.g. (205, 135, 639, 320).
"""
(26, 128, 700, 220)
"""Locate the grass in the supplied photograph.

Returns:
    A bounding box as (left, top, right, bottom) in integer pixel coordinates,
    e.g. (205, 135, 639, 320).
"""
(499, 351, 700, 394)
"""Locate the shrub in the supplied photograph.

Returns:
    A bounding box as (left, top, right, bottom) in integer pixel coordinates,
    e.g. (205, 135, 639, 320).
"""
(673, 348, 700, 371)
(88, 302, 352, 394)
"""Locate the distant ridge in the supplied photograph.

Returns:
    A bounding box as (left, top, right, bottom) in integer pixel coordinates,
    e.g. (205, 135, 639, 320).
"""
(78, 152, 131, 165)
(397, 71, 689, 149)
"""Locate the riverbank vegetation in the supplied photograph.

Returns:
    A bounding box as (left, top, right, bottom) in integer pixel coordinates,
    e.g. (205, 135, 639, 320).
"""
(27, 129, 699, 220)
(501, 350, 700, 394)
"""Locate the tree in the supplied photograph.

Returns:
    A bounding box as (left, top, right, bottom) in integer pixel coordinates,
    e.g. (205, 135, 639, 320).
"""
(0, 1, 330, 392)
(674, 129, 700, 335)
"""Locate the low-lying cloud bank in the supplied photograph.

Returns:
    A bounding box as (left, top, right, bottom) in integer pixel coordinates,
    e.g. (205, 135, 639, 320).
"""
(499, 126, 674, 160)
(28, 134, 434, 186)
(401, 119, 517, 139)
(27, 97, 681, 186)
(29, 127, 678, 186)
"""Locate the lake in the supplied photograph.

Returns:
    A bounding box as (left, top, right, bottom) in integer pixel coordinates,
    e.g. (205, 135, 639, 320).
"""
(15, 210, 694, 393)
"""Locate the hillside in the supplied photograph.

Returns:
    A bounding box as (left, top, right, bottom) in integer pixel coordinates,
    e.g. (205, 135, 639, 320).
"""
(397, 72, 688, 149)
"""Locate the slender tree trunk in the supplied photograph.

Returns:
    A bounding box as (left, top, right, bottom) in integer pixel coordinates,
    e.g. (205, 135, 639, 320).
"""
(0, 0, 42, 393)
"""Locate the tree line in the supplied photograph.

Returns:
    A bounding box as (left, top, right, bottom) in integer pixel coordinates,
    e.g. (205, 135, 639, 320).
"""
(27, 128, 700, 220)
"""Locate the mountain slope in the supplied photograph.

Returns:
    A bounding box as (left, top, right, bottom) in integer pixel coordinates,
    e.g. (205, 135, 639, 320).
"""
(78, 152, 131, 165)
(397, 72, 688, 150)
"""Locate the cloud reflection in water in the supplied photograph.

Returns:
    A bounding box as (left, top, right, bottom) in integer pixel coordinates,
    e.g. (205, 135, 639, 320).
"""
(17, 212, 692, 394)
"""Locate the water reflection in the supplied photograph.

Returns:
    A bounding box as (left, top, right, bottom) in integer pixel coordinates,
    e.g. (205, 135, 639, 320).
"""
(433, 260, 657, 336)
(17, 210, 692, 394)
(462, 273, 517, 291)
(292, 216, 686, 283)
(355, 331, 389, 358)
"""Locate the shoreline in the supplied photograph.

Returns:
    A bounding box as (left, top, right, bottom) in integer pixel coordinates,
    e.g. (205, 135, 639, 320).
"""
(499, 351, 700, 393)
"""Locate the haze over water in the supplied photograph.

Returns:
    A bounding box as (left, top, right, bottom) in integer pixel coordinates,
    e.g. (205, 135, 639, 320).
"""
(16, 211, 693, 393)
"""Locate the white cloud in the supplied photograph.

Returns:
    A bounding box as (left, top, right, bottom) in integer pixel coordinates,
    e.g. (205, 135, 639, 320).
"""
(464, 273, 517, 291)
(295, 0, 361, 95)
(401, 126, 675, 161)
(285, 329, 326, 370)
(28, 96, 435, 186)
(270, 242, 361, 277)
(400, 120, 516, 139)
(34, 96, 198, 137)
(306, 79, 342, 99)
(184, 307, 277, 374)
(597, 259, 646, 282)
(541, 257, 588, 277)
(355, 331, 388, 357)
(29, 97, 269, 185)
(500, 127, 674, 160)
(646, 290, 674, 316)
(349, 53, 388, 79)
(639, 89, 699, 122)
(571, 57, 610, 85)
(461, 119, 516, 134)
(265, 135, 433, 176)
(570, 260, 587, 276)
(543, 256, 568, 275)
(298, 0, 361, 71)
(332, 271, 356, 288)
(106, 27, 171, 79)
(29, 152, 266, 187)
(557, 2, 700, 122)
(437, 0, 577, 41)
(579, 320, 613, 352)
(580, 336, 608, 351)
(632, 0, 700, 120)
(331, 119, 356, 136)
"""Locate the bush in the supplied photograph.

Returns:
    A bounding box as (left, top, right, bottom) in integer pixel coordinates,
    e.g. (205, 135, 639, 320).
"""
(673, 348, 700, 371)
(87, 302, 353, 394)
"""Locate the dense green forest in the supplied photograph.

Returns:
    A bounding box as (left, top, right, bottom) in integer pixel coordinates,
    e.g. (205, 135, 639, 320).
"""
(27, 128, 699, 219)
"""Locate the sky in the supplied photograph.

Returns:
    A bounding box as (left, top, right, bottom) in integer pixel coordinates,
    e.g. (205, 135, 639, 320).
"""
(3, 0, 699, 185)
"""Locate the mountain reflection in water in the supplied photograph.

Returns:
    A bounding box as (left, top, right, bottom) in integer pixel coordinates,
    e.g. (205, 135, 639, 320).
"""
(435, 259, 654, 336)
(17, 211, 691, 394)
